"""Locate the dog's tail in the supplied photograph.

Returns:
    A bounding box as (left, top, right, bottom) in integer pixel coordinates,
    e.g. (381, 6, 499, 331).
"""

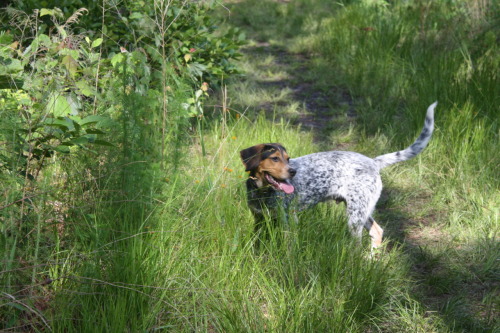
(374, 102, 437, 169)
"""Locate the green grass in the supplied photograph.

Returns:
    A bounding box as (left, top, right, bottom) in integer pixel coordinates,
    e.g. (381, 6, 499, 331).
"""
(221, 0, 499, 331)
(1, 0, 499, 331)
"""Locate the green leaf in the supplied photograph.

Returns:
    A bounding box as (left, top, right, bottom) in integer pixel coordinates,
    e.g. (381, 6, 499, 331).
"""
(67, 94, 80, 116)
(0, 33, 13, 44)
(0, 76, 23, 89)
(59, 49, 79, 58)
(47, 95, 71, 117)
(129, 12, 143, 20)
(75, 80, 95, 97)
(71, 117, 81, 133)
(69, 136, 89, 145)
(40, 8, 55, 17)
(111, 53, 125, 67)
(44, 118, 72, 130)
(5, 302, 27, 312)
(54, 145, 70, 153)
(195, 89, 203, 99)
(56, 25, 68, 39)
(85, 128, 105, 135)
(0, 58, 23, 75)
(92, 139, 114, 147)
(80, 115, 108, 127)
(61, 55, 78, 77)
(187, 62, 207, 77)
(37, 34, 51, 46)
(91, 38, 103, 48)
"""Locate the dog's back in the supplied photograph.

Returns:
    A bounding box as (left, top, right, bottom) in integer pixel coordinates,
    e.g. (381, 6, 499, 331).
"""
(290, 151, 380, 209)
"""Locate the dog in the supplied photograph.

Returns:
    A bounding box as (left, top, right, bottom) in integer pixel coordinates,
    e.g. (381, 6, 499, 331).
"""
(240, 102, 437, 251)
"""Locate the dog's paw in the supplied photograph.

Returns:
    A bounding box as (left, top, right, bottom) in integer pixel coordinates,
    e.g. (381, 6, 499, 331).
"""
(367, 244, 386, 260)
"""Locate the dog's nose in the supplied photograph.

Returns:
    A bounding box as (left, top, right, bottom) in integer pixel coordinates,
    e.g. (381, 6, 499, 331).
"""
(289, 168, 297, 177)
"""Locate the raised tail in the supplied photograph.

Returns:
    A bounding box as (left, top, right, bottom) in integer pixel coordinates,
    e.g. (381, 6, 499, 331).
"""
(374, 102, 437, 169)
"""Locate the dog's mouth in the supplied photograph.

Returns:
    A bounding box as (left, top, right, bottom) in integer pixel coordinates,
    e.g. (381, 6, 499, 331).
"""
(265, 173, 295, 194)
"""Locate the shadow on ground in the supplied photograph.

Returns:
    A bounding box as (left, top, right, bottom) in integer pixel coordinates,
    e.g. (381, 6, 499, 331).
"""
(377, 186, 499, 332)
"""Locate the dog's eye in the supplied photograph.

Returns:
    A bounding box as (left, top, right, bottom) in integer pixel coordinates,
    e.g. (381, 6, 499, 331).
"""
(271, 157, 279, 162)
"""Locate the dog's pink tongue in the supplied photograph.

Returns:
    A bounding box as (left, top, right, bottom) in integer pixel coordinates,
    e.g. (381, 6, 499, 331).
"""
(279, 181, 295, 194)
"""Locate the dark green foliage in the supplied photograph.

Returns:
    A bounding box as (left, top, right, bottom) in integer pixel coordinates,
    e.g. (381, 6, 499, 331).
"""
(0, 12, 110, 181)
(8, 0, 246, 85)
(0, 1, 244, 331)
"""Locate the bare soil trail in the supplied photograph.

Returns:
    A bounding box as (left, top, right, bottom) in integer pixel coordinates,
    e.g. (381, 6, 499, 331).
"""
(240, 42, 356, 143)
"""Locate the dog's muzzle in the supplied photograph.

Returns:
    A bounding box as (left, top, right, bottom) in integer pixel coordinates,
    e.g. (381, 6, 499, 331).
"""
(265, 173, 295, 194)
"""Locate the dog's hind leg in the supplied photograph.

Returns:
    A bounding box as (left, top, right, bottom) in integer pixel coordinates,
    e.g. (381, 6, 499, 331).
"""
(346, 206, 369, 242)
(346, 196, 382, 252)
(364, 216, 384, 250)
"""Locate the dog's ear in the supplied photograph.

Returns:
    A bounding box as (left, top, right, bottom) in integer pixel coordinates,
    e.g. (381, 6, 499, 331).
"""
(240, 143, 286, 172)
(240, 144, 265, 172)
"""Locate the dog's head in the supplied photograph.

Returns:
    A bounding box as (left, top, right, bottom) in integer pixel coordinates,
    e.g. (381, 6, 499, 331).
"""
(240, 143, 296, 194)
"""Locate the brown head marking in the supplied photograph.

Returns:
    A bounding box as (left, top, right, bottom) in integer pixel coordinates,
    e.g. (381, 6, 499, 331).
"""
(240, 143, 295, 193)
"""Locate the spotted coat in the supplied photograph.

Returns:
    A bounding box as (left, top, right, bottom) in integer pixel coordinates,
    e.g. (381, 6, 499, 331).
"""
(242, 102, 437, 249)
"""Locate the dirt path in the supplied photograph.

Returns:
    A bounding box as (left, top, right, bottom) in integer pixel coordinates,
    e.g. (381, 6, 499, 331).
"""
(241, 42, 356, 142)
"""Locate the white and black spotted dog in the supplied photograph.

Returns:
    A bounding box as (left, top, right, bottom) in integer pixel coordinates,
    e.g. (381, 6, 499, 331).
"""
(241, 102, 437, 251)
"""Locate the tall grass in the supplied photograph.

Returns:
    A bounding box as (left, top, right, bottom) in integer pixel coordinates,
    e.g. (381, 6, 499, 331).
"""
(38, 113, 408, 331)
